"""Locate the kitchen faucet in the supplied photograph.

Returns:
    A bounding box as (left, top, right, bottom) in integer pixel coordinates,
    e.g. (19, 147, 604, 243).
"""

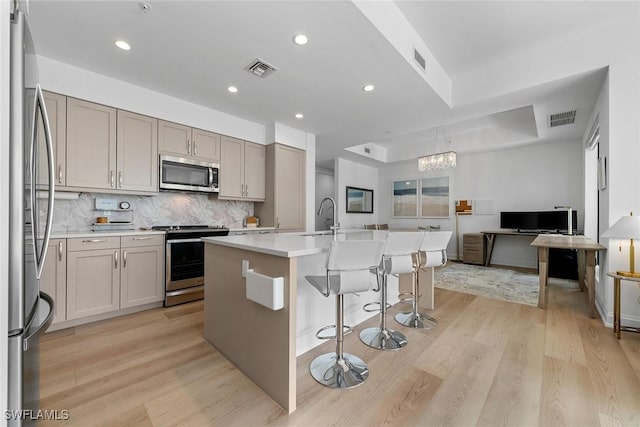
(554, 205, 573, 235)
(317, 197, 339, 235)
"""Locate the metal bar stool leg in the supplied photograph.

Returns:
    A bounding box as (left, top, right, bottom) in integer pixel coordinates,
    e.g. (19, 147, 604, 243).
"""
(310, 294, 369, 388)
(395, 267, 437, 329)
(359, 274, 408, 350)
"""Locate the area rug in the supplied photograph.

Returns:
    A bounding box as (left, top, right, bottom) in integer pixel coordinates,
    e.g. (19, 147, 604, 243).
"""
(434, 262, 579, 306)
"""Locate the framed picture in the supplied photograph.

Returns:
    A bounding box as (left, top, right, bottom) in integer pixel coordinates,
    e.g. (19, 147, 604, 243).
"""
(420, 176, 450, 217)
(392, 179, 418, 217)
(598, 156, 607, 190)
(346, 186, 374, 214)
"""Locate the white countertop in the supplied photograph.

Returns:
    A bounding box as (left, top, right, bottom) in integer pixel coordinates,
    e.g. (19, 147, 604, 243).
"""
(50, 230, 166, 239)
(202, 229, 389, 258)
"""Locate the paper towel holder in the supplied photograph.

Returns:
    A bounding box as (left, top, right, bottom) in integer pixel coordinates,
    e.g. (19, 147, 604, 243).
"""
(242, 260, 284, 310)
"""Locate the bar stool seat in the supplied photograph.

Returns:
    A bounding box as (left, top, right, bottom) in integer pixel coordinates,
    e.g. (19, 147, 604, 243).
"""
(305, 239, 385, 389)
(360, 232, 424, 350)
(395, 231, 452, 329)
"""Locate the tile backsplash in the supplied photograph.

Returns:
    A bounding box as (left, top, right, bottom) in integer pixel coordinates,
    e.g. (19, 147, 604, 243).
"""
(51, 192, 253, 232)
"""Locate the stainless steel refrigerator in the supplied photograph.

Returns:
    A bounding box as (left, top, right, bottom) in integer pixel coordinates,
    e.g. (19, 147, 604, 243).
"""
(8, 1, 55, 425)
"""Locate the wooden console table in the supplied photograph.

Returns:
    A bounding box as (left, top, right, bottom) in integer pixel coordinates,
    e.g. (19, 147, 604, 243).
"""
(531, 235, 605, 317)
(482, 229, 539, 267)
(607, 273, 640, 339)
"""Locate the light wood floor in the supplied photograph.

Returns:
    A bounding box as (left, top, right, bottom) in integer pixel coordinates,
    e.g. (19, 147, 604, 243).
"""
(39, 281, 640, 426)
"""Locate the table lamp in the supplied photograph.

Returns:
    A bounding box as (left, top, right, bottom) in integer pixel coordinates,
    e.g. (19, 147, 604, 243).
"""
(602, 212, 640, 278)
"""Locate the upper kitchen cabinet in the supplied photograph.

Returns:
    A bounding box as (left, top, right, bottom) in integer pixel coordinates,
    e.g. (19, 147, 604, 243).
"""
(158, 120, 220, 163)
(254, 144, 305, 232)
(116, 110, 158, 193)
(41, 91, 66, 186)
(219, 136, 265, 201)
(66, 97, 117, 190)
(66, 98, 158, 195)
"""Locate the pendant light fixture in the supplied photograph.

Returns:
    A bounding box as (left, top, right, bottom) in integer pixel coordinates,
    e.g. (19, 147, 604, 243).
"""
(418, 127, 456, 172)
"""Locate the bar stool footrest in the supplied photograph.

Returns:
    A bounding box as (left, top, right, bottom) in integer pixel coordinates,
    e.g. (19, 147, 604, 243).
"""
(363, 301, 392, 313)
(397, 292, 414, 303)
(316, 324, 353, 340)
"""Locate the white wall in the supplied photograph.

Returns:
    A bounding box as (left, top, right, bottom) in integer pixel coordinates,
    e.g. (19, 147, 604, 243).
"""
(334, 158, 379, 229)
(379, 140, 584, 266)
(1, 0, 10, 423)
(315, 168, 335, 231)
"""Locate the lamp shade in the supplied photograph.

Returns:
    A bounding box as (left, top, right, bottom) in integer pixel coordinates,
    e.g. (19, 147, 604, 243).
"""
(601, 215, 640, 239)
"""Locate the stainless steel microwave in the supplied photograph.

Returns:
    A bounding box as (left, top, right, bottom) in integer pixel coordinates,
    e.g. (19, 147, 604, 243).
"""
(159, 155, 219, 193)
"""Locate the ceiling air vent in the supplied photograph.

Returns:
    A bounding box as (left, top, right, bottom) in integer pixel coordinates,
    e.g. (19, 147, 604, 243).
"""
(413, 47, 426, 71)
(364, 147, 371, 154)
(548, 110, 577, 127)
(245, 58, 278, 78)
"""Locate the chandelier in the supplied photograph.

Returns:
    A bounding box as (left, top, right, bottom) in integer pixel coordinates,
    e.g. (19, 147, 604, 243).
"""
(418, 127, 456, 171)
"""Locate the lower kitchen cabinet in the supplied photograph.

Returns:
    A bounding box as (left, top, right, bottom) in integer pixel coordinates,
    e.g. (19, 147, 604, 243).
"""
(40, 239, 67, 324)
(66, 247, 120, 320)
(120, 243, 164, 308)
(65, 234, 164, 322)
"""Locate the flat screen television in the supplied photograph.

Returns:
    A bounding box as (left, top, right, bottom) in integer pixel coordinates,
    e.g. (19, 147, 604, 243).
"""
(500, 210, 578, 233)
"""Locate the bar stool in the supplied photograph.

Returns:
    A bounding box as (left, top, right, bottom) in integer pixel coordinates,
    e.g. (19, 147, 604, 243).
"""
(305, 239, 385, 389)
(395, 231, 452, 329)
(360, 232, 425, 350)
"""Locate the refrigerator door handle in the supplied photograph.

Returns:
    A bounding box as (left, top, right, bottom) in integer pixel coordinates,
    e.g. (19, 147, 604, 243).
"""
(23, 292, 54, 352)
(31, 84, 55, 280)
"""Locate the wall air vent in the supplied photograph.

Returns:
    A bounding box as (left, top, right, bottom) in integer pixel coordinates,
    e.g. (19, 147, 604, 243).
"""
(548, 110, 577, 127)
(245, 58, 278, 78)
(413, 47, 426, 71)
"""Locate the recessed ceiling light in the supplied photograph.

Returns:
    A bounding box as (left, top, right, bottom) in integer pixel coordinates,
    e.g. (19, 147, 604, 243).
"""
(293, 34, 308, 46)
(363, 84, 375, 92)
(115, 40, 131, 51)
(227, 86, 238, 93)
(295, 113, 304, 119)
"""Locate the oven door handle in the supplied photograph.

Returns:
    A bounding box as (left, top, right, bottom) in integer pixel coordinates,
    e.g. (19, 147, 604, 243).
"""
(166, 238, 205, 244)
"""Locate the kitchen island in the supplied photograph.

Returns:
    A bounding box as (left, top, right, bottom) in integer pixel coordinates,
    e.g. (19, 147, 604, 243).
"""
(201, 230, 437, 413)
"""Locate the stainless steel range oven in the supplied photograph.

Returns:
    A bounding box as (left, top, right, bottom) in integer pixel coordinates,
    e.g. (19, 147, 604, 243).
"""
(153, 225, 229, 306)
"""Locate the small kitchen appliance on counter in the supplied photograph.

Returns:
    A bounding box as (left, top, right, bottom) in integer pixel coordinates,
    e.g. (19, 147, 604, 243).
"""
(152, 225, 229, 306)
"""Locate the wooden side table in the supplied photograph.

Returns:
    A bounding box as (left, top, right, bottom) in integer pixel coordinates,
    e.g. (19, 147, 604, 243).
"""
(607, 272, 640, 339)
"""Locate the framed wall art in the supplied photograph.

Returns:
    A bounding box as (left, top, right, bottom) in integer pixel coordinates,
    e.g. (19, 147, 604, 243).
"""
(420, 176, 450, 217)
(392, 179, 418, 217)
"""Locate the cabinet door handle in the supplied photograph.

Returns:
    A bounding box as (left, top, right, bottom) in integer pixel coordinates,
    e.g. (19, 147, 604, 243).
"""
(193, 140, 197, 156)
(118, 171, 123, 187)
(276, 217, 279, 229)
(132, 236, 152, 241)
(58, 241, 63, 261)
(114, 250, 118, 269)
(57, 165, 63, 184)
(82, 239, 107, 243)
(123, 250, 127, 268)
(245, 184, 248, 197)
(110, 170, 115, 188)
(241, 183, 244, 196)
(187, 140, 191, 155)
